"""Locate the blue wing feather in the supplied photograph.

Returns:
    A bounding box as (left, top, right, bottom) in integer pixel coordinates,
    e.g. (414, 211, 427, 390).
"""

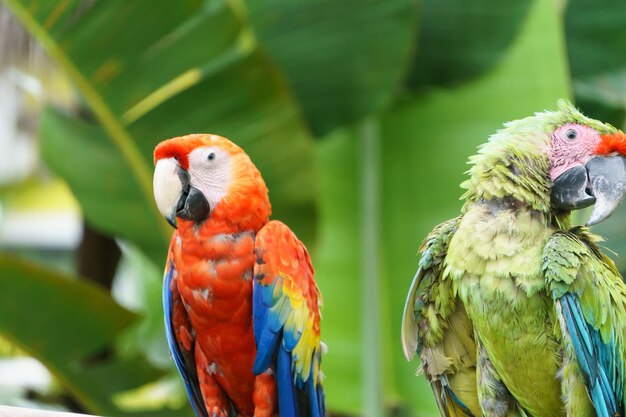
(276, 343, 299, 417)
(317, 379, 326, 417)
(559, 293, 621, 417)
(163, 262, 207, 417)
(253, 278, 325, 417)
(253, 222, 325, 416)
(253, 279, 268, 342)
(283, 325, 301, 351)
(306, 365, 322, 417)
(253, 280, 281, 374)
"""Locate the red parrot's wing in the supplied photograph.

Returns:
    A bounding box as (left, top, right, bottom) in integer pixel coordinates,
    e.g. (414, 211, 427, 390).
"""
(252, 220, 325, 417)
(163, 238, 207, 417)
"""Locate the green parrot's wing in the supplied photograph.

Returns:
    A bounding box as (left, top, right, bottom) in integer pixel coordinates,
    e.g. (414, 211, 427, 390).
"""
(401, 216, 479, 417)
(544, 228, 626, 417)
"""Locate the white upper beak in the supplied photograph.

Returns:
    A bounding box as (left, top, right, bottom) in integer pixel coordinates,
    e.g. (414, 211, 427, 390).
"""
(153, 158, 183, 226)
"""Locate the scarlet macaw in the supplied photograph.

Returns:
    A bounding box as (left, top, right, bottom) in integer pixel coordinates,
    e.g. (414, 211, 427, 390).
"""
(153, 134, 325, 417)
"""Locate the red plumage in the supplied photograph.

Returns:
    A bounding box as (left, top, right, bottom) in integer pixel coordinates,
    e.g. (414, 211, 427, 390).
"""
(170, 227, 266, 415)
(597, 131, 626, 156)
(155, 134, 324, 417)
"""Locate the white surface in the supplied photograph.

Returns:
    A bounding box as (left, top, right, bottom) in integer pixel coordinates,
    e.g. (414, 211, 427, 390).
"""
(0, 358, 51, 399)
(0, 71, 37, 186)
(0, 211, 81, 249)
(0, 405, 98, 417)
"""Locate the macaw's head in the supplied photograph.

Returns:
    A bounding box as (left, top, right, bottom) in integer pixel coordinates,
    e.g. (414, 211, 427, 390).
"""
(549, 120, 626, 225)
(464, 99, 626, 226)
(153, 134, 271, 232)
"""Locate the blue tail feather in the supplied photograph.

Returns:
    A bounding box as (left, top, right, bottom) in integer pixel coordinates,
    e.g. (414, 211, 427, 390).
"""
(306, 366, 322, 417)
(560, 294, 621, 417)
(317, 383, 326, 417)
(277, 344, 299, 417)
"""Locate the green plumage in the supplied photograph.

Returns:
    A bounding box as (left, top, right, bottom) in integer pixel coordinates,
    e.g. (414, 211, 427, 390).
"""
(401, 100, 626, 417)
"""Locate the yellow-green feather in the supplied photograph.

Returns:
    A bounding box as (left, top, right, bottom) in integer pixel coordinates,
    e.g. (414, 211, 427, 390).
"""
(545, 229, 626, 415)
(461, 99, 616, 214)
(448, 201, 564, 417)
(446, 100, 616, 417)
(401, 218, 481, 417)
(404, 100, 623, 417)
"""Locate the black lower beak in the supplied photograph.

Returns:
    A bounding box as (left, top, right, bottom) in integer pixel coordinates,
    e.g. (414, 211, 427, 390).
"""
(165, 167, 211, 228)
(176, 186, 210, 224)
(551, 165, 596, 211)
(551, 156, 626, 225)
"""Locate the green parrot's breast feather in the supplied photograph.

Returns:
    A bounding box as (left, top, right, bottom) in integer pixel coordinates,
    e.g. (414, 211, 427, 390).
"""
(448, 202, 563, 417)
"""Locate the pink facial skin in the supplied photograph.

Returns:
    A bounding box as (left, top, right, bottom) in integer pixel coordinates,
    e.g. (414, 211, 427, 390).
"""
(549, 123, 601, 181)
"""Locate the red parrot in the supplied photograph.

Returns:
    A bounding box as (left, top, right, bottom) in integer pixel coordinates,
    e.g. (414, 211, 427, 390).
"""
(152, 134, 325, 417)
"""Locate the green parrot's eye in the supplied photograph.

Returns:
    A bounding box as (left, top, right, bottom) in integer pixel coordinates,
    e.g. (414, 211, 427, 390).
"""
(207, 152, 216, 161)
(566, 129, 577, 140)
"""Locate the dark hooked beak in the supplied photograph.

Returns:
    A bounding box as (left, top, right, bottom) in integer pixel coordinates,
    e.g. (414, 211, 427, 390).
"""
(153, 158, 210, 229)
(174, 169, 210, 226)
(551, 155, 626, 226)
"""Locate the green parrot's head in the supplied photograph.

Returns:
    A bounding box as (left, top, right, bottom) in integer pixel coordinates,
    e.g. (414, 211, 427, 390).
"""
(463, 99, 626, 225)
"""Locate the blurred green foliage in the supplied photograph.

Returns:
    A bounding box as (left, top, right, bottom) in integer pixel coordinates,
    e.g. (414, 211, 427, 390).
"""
(2, 0, 626, 416)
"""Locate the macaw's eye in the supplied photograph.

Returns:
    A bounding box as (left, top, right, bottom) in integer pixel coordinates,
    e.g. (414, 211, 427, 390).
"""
(566, 129, 577, 140)
(207, 152, 216, 161)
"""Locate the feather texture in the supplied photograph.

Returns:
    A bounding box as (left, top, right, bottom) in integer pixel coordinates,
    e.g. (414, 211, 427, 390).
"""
(155, 134, 324, 416)
(253, 220, 324, 417)
(545, 229, 626, 417)
(403, 101, 626, 417)
(163, 250, 207, 417)
(401, 217, 480, 417)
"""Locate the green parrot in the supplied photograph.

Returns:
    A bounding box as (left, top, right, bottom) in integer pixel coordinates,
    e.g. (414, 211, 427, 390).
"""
(401, 100, 626, 417)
